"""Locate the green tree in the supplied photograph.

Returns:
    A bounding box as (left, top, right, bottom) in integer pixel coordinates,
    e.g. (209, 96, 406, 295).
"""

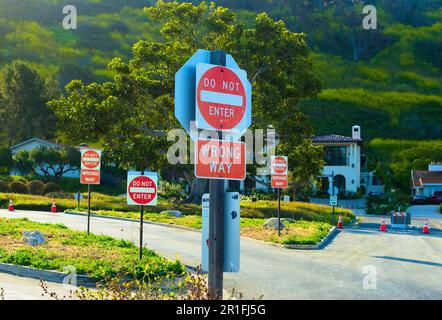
(50, 1, 322, 201)
(0, 147, 12, 174)
(13, 146, 80, 182)
(0, 61, 61, 146)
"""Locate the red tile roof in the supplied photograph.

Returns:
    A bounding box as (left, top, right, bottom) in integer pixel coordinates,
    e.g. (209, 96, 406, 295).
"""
(412, 170, 442, 187)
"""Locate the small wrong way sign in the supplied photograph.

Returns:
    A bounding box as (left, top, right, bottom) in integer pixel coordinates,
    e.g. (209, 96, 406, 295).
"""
(127, 171, 158, 206)
(195, 139, 246, 181)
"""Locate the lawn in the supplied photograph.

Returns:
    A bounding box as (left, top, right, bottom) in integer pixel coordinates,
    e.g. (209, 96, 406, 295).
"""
(0, 218, 184, 281)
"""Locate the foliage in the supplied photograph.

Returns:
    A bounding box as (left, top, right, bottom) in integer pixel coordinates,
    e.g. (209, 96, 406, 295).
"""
(0, 217, 184, 281)
(0, 61, 61, 146)
(0, 148, 12, 174)
(13, 146, 80, 182)
(26, 180, 45, 195)
(43, 182, 62, 195)
(366, 139, 442, 192)
(49, 0, 323, 203)
(8, 181, 28, 194)
(0, 180, 8, 192)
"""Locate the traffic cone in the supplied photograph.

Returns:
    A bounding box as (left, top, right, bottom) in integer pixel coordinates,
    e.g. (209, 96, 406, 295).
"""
(379, 218, 387, 232)
(51, 199, 57, 213)
(422, 219, 430, 234)
(8, 199, 14, 212)
(337, 214, 343, 229)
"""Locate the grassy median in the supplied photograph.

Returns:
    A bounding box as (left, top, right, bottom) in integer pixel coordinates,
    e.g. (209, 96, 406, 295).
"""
(0, 192, 354, 245)
(0, 218, 184, 281)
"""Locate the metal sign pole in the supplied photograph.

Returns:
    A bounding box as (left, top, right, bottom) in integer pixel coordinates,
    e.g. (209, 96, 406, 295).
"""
(208, 49, 226, 300)
(139, 205, 144, 260)
(277, 188, 281, 237)
(87, 184, 91, 235)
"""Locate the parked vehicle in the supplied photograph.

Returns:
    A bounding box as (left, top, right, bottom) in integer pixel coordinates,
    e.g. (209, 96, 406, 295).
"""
(410, 195, 428, 205)
(429, 191, 442, 204)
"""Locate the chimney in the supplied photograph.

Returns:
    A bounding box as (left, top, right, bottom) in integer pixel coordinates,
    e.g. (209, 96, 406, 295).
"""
(352, 125, 361, 140)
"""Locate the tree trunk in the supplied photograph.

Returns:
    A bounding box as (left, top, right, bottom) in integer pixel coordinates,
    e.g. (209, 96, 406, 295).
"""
(182, 171, 208, 204)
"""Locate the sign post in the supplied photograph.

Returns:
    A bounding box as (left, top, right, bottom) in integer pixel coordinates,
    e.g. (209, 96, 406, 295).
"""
(80, 148, 102, 235)
(175, 49, 251, 300)
(271, 156, 289, 237)
(127, 171, 158, 260)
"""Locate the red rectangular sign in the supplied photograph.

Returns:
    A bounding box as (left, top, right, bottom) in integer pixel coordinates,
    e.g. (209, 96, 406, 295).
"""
(80, 169, 101, 185)
(271, 174, 288, 188)
(195, 139, 246, 180)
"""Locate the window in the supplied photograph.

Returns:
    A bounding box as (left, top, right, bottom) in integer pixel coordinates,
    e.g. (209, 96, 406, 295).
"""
(324, 146, 347, 166)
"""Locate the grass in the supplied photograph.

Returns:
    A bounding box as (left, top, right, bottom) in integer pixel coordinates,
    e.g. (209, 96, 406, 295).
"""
(0, 218, 184, 281)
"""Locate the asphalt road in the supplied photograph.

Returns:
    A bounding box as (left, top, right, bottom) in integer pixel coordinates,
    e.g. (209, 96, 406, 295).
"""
(0, 207, 441, 300)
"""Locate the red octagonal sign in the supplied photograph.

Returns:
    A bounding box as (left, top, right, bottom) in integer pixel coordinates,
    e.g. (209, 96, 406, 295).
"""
(196, 64, 247, 131)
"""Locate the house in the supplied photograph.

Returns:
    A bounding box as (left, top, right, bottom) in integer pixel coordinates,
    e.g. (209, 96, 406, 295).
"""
(10, 137, 80, 178)
(411, 163, 442, 197)
(312, 125, 384, 195)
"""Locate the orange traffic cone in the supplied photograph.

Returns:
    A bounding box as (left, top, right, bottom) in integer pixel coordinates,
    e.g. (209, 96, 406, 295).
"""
(422, 219, 430, 234)
(51, 199, 57, 213)
(8, 199, 14, 212)
(337, 214, 343, 229)
(379, 218, 387, 232)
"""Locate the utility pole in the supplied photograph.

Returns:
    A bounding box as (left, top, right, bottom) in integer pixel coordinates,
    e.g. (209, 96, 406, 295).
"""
(208, 49, 226, 300)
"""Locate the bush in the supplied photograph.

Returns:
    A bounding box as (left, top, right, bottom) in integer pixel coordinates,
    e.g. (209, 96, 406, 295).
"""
(0, 180, 8, 193)
(26, 180, 45, 195)
(8, 181, 29, 194)
(43, 182, 62, 195)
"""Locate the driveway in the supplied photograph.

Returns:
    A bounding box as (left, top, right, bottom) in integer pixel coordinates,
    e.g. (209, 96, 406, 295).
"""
(0, 209, 441, 300)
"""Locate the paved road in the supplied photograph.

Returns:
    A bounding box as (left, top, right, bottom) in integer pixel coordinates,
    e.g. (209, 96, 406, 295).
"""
(0, 209, 441, 300)
(0, 272, 75, 300)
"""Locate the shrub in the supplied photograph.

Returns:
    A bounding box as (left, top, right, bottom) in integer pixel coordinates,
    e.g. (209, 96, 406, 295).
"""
(43, 182, 62, 195)
(8, 181, 29, 194)
(0, 180, 8, 193)
(27, 180, 45, 195)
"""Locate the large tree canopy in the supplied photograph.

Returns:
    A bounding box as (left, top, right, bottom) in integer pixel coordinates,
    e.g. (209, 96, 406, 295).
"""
(0, 61, 61, 146)
(50, 0, 323, 199)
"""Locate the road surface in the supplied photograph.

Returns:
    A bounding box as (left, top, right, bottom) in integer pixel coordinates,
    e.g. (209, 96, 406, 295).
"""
(0, 208, 441, 300)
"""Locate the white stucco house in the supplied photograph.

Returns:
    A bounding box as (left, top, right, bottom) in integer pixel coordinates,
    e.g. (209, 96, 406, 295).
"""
(10, 137, 80, 178)
(312, 125, 384, 196)
(411, 163, 442, 197)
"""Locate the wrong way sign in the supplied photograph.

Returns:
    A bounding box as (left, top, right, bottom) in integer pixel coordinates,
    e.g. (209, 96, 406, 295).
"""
(195, 139, 246, 181)
(195, 63, 250, 133)
(127, 172, 158, 206)
(80, 148, 101, 185)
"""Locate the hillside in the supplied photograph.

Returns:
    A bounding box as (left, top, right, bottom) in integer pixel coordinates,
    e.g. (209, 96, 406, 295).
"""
(0, 0, 441, 142)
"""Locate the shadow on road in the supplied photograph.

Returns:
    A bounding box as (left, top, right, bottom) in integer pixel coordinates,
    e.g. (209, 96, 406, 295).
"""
(373, 256, 442, 268)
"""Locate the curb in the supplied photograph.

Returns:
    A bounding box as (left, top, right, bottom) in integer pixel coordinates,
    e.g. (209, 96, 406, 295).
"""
(63, 210, 200, 233)
(0, 262, 96, 287)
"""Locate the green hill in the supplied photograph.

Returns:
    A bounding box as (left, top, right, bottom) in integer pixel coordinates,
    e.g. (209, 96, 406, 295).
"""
(0, 0, 441, 141)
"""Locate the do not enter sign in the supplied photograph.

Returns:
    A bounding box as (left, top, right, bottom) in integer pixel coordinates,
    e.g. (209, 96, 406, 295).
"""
(271, 156, 288, 175)
(81, 149, 101, 170)
(80, 148, 101, 185)
(127, 172, 158, 206)
(196, 63, 250, 132)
